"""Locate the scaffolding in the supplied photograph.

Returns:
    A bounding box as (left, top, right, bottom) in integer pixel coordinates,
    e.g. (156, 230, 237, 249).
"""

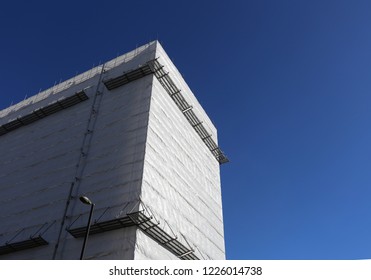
(66, 201, 199, 260)
(147, 59, 228, 164)
(102, 59, 228, 164)
(128, 211, 198, 260)
(67, 215, 136, 238)
(53, 65, 106, 259)
(0, 221, 55, 255)
(103, 65, 153, 90)
(0, 90, 88, 136)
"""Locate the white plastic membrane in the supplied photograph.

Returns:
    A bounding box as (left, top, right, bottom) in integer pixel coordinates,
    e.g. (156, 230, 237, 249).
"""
(0, 41, 224, 260)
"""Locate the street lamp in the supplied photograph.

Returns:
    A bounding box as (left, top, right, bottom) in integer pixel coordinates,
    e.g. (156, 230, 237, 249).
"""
(79, 195, 95, 260)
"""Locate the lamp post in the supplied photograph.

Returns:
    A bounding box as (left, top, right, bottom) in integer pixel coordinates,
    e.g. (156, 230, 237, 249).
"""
(79, 195, 95, 260)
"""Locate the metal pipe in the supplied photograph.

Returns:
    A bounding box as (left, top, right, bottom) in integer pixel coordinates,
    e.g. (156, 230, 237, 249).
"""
(79, 196, 95, 260)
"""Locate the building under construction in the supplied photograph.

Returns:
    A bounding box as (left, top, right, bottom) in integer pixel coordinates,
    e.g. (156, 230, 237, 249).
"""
(0, 41, 228, 260)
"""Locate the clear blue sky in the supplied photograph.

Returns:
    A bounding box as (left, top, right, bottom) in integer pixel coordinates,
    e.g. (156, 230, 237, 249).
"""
(1, 1, 370, 260)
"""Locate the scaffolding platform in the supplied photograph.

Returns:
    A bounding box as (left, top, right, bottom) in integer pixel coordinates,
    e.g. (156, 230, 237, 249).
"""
(147, 59, 229, 164)
(128, 211, 199, 260)
(67, 208, 199, 260)
(0, 90, 89, 136)
(103, 65, 153, 90)
(67, 215, 137, 238)
(0, 222, 55, 255)
(0, 236, 48, 255)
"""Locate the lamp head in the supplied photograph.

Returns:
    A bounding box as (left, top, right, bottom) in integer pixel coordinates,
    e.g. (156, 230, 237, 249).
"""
(79, 196, 93, 205)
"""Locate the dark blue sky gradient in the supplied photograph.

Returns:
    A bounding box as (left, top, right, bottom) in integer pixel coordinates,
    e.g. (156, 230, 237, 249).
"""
(1, 1, 370, 259)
